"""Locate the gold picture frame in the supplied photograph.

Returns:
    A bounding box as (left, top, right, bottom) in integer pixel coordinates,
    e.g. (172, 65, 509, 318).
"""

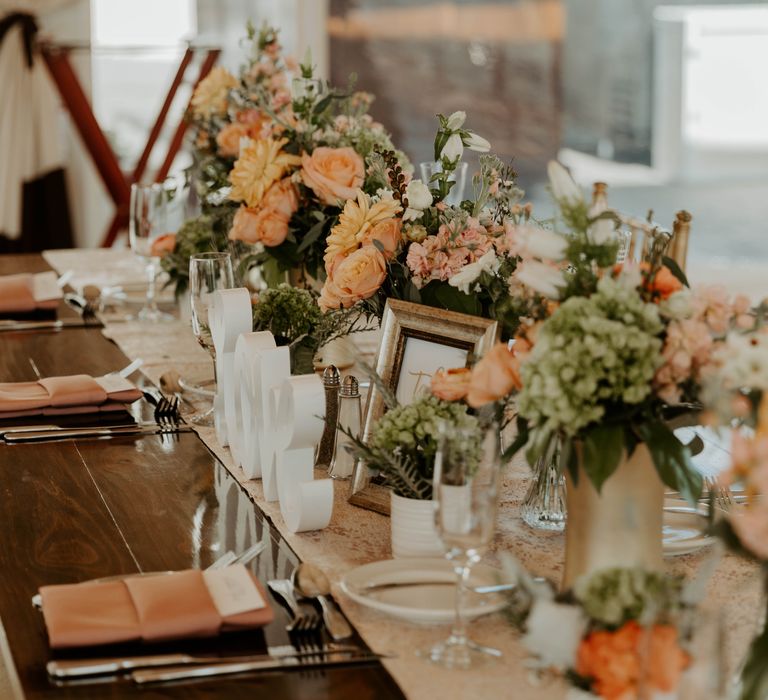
(348, 299, 500, 514)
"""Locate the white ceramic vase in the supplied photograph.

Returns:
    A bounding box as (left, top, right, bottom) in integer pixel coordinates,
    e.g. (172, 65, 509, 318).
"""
(390, 492, 444, 559)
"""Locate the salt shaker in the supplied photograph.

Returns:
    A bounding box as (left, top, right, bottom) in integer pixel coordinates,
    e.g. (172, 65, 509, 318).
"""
(315, 365, 340, 469)
(328, 375, 361, 480)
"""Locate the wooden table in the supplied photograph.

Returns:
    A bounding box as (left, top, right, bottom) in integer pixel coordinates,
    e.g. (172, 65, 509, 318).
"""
(0, 255, 405, 699)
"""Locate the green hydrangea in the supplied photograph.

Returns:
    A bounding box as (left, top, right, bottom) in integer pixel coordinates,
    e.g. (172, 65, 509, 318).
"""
(252, 284, 322, 342)
(366, 394, 480, 498)
(573, 567, 684, 628)
(517, 275, 664, 436)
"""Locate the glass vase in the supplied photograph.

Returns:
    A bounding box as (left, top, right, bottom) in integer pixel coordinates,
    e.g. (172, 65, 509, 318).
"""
(521, 436, 566, 532)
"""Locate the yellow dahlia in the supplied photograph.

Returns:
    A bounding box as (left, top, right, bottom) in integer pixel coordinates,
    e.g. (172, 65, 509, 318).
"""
(323, 190, 402, 273)
(228, 138, 301, 208)
(191, 66, 238, 118)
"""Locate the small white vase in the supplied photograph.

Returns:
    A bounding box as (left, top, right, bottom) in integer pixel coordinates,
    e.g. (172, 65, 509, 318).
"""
(390, 492, 444, 559)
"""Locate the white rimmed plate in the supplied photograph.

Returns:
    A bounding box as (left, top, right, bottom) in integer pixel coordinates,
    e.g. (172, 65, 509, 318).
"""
(663, 505, 715, 556)
(340, 558, 506, 624)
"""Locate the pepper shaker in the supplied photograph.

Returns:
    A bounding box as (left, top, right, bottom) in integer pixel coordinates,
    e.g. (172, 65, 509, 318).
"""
(328, 375, 362, 480)
(315, 365, 341, 469)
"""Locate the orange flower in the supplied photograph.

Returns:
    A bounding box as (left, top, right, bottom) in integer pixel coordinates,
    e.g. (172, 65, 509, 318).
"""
(648, 265, 683, 300)
(228, 179, 298, 247)
(318, 246, 387, 311)
(150, 233, 176, 257)
(216, 123, 251, 157)
(466, 343, 523, 408)
(576, 622, 688, 700)
(301, 147, 365, 206)
(431, 368, 472, 401)
(359, 218, 402, 259)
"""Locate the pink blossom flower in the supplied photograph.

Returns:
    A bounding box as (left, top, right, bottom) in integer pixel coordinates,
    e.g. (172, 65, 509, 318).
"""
(654, 318, 714, 403)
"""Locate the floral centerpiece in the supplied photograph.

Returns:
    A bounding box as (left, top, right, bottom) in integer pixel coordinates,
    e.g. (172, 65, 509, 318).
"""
(250, 284, 370, 375)
(343, 388, 481, 557)
(317, 112, 532, 338)
(704, 316, 768, 699)
(431, 162, 757, 586)
(162, 22, 406, 295)
(502, 558, 696, 699)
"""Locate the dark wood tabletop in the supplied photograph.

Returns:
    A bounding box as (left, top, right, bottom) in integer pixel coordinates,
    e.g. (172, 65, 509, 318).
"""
(0, 254, 405, 700)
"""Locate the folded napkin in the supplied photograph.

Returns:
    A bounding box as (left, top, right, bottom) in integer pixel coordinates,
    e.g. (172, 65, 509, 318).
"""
(0, 374, 142, 418)
(0, 272, 62, 314)
(39, 565, 274, 649)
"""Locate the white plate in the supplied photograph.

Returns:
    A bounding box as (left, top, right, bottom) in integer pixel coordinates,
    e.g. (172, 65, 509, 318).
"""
(663, 506, 715, 556)
(340, 558, 507, 624)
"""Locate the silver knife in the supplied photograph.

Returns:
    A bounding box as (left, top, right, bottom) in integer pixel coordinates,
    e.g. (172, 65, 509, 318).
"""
(4, 425, 193, 443)
(353, 581, 515, 595)
(132, 650, 388, 685)
(0, 319, 94, 332)
(47, 644, 365, 679)
(0, 422, 156, 438)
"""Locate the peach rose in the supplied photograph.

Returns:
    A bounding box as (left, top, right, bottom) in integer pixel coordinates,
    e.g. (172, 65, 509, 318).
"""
(261, 178, 299, 220)
(466, 343, 523, 408)
(216, 123, 250, 157)
(577, 622, 641, 700)
(301, 147, 365, 206)
(150, 233, 176, 257)
(318, 246, 387, 311)
(229, 206, 262, 244)
(431, 368, 471, 401)
(360, 218, 402, 259)
(251, 208, 291, 247)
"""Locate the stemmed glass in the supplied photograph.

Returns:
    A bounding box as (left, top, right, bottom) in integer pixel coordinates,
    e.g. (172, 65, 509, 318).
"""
(188, 252, 235, 425)
(128, 182, 175, 322)
(427, 422, 503, 669)
(419, 161, 469, 206)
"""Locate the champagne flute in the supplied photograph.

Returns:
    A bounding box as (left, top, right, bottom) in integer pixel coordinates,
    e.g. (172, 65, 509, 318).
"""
(128, 182, 174, 322)
(189, 252, 235, 425)
(419, 161, 468, 206)
(427, 422, 503, 669)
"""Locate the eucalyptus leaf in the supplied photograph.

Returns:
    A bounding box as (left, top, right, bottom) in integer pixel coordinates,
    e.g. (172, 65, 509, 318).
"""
(581, 423, 624, 492)
(661, 256, 690, 288)
(296, 218, 327, 253)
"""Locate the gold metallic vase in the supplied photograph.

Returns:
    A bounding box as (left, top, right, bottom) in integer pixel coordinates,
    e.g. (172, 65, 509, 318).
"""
(562, 443, 664, 591)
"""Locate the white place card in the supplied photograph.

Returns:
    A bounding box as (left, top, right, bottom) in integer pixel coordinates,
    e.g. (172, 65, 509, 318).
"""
(33, 272, 63, 302)
(202, 564, 266, 617)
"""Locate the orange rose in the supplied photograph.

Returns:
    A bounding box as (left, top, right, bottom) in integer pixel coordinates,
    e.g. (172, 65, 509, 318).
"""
(431, 367, 471, 401)
(251, 208, 291, 247)
(301, 147, 365, 206)
(318, 246, 387, 311)
(576, 622, 688, 700)
(466, 343, 523, 408)
(648, 265, 683, 300)
(150, 233, 176, 257)
(236, 108, 265, 127)
(261, 178, 299, 220)
(645, 625, 689, 693)
(577, 622, 641, 700)
(229, 206, 262, 244)
(360, 218, 402, 259)
(216, 123, 250, 157)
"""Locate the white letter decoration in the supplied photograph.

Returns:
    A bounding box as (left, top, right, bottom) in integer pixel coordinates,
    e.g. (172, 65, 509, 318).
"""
(274, 374, 333, 533)
(210, 288, 253, 447)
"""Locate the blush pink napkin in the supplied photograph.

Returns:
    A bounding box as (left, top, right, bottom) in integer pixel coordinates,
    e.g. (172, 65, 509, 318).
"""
(39, 570, 275, 649)
(0, 274, 59, 313)
(0, 374, 142, 418)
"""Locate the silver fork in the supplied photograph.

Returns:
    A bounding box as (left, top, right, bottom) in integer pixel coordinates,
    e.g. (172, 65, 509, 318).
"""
(267, 579, 320, 634)
(704, 475, 734, 514)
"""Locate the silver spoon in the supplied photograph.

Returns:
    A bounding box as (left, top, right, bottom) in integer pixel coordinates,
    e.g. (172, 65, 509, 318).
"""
(292, 563, 353, 641)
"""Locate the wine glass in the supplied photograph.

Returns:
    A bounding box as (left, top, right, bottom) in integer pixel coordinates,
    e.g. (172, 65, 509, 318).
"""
(129, 182, 175, 322)
(427, 421, 503, 669)
(188, 252, 235, 425)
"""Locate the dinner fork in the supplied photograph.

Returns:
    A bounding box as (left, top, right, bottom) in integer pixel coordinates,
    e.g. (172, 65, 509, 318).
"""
(704, 476, 734, 514)
(142, 391, 181, 427)
(267, 579, 322, 635)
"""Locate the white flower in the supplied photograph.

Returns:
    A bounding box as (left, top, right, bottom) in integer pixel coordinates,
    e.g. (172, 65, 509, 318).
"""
(521, 599, 587, 670)
(405, 179, 432, 210)
(445, 111, 466, 130)
(441, 133, 464, 162)
(588, 217, 616, 245)
(515, 260, 566, 299)
(515, 225, 567, 261)
(547, 160, 583, 205)
(614, 263, 642, 291)
(448, 250, 499, 294)
(463, 132, 491, 153)
(659, 288, 693, 320)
